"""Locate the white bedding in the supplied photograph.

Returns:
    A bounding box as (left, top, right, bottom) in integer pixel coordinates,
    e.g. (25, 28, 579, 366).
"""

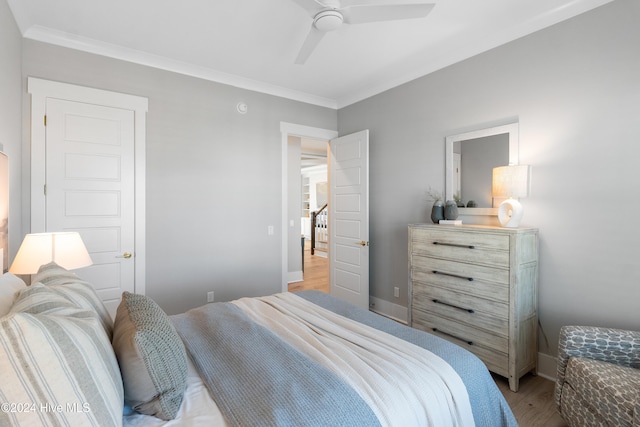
(233, 293, 475, 427)
(124, 292, 475, 427)
(123, 358, 226, 426)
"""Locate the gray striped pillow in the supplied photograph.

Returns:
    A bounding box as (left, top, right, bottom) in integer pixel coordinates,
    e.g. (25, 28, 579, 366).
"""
(0, 289, 124, 426)
(34, 262, 113, 338)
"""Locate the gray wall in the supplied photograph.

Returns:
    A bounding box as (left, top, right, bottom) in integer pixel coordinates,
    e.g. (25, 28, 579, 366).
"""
(338, 0, 640, 357)
(20, 39, 336, 315)
(0, 1, 23, 263)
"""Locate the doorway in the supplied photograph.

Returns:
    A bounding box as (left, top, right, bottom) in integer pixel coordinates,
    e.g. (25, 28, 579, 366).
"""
(280, 123, 337, 293)
(296, 137, 330, 292)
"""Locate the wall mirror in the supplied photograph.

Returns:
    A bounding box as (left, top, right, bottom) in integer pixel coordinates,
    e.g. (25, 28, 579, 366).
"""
(445, 122, 519, 216)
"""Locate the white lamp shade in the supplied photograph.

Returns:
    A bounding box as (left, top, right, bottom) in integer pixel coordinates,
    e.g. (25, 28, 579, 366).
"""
(492, 165, 530, 198)
(9, 232, 93, 274)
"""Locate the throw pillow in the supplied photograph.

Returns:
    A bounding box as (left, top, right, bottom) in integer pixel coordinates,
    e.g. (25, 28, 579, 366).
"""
(34, 262, 113, 338)
(112, 292, 188, 420)
(0, 273, 26, 316)
(0, 304, 123, 426)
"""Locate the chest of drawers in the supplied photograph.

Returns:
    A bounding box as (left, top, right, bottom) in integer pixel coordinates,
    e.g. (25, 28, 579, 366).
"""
(408, 224, 538, 392)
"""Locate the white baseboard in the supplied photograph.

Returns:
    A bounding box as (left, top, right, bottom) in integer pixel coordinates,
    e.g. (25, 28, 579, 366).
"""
(537, 352, 557, 382)
(287, 270, 303, 283)
(369, 296, 408, 324)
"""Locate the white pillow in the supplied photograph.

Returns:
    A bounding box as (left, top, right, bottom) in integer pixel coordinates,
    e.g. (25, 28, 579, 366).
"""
(0, 273, 26, 316)
(1, 284, 123, 426)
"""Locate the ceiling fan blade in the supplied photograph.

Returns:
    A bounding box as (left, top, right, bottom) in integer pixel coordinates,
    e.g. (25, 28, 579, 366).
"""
(295, 27, 327, 64)
(342, 3, 435, 24)
(290, 0, 324, 16)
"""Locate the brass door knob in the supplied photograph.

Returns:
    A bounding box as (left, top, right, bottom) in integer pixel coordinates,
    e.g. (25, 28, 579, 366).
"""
(116, 252, 132, 259)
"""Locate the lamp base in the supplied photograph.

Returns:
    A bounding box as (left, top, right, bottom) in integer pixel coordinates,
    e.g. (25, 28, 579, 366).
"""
(498, 198, 524, 228)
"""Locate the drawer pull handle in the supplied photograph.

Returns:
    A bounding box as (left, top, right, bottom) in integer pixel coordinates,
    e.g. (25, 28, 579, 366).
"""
(433, 241, 475, 249)
(432, 270, 474, 281)
(432, 328, 473, 346)
(432, 299, 474, 314)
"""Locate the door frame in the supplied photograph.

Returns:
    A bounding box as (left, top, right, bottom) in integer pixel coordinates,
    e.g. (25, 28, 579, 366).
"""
(27, 77, 148, 295)
(280, 122, 338, 292)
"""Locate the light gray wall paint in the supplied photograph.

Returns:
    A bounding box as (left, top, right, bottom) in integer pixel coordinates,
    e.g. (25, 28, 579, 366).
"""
(338, 0, 640, 357)
(0, 1, 23, 262)
(20, 40, 336, 315)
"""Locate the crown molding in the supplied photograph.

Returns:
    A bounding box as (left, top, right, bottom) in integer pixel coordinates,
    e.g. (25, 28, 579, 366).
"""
(21, 25, 338, 110)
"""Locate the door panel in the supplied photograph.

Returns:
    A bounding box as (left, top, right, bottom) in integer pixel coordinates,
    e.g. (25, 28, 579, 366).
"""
(45, 98, 135, 317)
(329, 130, 369, 309)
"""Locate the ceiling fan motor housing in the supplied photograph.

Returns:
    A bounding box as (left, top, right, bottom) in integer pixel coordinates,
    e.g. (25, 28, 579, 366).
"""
(314, 10, 344, 31)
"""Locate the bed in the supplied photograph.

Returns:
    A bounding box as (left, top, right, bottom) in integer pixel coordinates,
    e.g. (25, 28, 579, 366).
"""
(0, 263, 518, 426)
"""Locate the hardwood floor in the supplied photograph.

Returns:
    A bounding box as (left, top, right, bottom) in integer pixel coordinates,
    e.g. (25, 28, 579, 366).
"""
(288, 243, 329, 293)
(289, 243, 566, 427)
(495, 373, 567, 427)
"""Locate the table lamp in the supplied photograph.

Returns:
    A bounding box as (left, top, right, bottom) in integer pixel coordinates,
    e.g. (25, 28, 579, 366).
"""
(9, 232, 93, 274)
(492, 165, 530, 228)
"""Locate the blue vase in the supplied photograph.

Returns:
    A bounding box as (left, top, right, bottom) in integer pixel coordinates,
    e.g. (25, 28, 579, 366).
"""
(430, 201, 444, 223)
(444, 200, 459, 220)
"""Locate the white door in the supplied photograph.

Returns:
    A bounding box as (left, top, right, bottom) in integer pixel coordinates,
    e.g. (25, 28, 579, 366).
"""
(329, 130, 369, 309)
(45, 98, 136, 317)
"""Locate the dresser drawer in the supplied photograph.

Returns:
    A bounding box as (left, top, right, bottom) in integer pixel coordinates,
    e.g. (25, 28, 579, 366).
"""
(411, 228, 510, 267)
(412, 314, 508, 375)
(412, 282, 508, 333)
(411, 267, 509, 303)
(411, 254, 510, 286)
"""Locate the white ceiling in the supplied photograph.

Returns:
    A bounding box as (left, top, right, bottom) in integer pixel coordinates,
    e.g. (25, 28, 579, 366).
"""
(7, 0, 612, 109)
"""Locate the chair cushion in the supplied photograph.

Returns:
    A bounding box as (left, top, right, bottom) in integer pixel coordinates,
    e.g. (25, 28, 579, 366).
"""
(565, 356, 640, 427)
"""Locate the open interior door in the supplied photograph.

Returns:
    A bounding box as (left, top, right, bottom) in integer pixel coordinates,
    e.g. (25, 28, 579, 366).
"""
(329, 130, 369, 309)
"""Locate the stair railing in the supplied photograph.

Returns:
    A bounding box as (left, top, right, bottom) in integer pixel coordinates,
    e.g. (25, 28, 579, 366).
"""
(310, 203, 328, 255)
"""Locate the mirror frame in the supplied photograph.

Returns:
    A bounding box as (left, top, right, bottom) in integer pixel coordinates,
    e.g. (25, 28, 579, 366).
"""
(445, 122, 519, 216)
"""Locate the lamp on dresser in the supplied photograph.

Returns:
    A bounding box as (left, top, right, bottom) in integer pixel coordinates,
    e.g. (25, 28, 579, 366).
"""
(9, 232, 92, 275)
(492, 165, 530, 228)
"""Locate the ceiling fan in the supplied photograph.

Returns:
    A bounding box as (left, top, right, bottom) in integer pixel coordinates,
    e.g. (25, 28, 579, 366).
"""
(291, 0, 435, 64)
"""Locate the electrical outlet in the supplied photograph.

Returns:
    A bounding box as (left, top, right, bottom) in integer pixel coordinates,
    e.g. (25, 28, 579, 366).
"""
(394, 287, 399, 298)
(207, 291, 214, 303)
(268, 225, 274, 235)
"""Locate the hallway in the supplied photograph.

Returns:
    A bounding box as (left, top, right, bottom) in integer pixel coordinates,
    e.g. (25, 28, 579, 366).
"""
(288, 242, 329, 293)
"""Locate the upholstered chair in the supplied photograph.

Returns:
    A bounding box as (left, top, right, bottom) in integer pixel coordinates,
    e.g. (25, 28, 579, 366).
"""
(555, 325, 640, 427)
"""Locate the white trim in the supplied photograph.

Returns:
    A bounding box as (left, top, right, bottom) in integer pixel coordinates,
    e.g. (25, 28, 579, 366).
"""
(369, 295, 409, 325)
(8, 1, 613, 109)
(22, 26, 337, 110)
(280, 122, 338, 293)
(537, 352, 558, 382)
(27, 77, 148, 296)
(288, 271, 303, 284)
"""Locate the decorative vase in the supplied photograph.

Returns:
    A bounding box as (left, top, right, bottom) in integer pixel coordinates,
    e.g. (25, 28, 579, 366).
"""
(444, 200, 459, 220)
(430, 201, 444, 223)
